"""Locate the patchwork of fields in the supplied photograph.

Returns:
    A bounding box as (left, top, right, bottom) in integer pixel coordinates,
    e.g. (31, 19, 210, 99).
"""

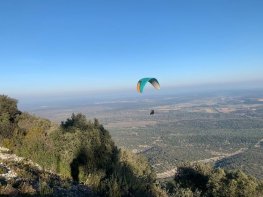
(30, 90, 263, 179)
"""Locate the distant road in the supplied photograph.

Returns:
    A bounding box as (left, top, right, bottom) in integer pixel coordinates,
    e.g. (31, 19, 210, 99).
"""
(255, 138, 263, 148)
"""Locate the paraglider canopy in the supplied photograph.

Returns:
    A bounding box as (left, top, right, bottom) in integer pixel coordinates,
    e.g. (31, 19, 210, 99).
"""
(137, 78, 160, 93)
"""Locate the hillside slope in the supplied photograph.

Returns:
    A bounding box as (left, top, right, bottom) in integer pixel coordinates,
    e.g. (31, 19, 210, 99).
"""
(0, 147, 95, 196)
(1, 94, 263, 197)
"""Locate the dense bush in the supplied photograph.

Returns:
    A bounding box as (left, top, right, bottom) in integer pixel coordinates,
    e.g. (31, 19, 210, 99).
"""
(0, 95, 20, 139)
(165, 162, 263, 197)
(1, 95, 263, 197)
(0, 95, 164, 196)
(54, 113, 163, 196)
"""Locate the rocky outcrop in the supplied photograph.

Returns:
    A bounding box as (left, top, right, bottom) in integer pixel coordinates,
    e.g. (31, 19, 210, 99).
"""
(0, 147, 96, 196)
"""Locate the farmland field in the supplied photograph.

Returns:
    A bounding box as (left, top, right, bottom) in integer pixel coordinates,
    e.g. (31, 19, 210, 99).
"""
(26, 89, 263, 179)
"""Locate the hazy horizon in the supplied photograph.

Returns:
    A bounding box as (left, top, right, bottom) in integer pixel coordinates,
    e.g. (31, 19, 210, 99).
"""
(15, 81, 263, 111)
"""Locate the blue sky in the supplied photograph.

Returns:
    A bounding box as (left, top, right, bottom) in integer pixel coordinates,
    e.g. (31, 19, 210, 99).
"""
(1, 0, 263, 98)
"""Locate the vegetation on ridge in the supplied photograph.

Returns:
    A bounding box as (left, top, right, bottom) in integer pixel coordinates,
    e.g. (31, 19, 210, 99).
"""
(1, 94, 263, 197)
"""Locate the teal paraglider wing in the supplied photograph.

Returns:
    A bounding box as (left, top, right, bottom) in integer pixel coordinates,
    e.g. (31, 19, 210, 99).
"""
(137, 78, 160, 93)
